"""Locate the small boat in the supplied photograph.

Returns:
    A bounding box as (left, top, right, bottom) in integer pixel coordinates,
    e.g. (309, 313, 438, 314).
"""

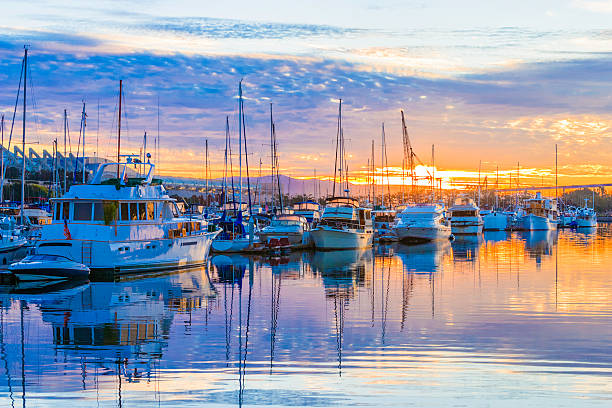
(311, 197, 374, 250)
(519, 192, 558, 231)
(481, 209, 510, 231)
(575, 198, 597, 228)
(448, 197, 483, 235)
(394, 203, 451, 242)
(258, 214, 311, 247)
(10, 254, 89, 281)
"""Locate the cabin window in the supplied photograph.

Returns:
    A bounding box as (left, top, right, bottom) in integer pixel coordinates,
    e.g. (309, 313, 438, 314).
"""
(63, 202, 70, 220)
(130, 203, 138, 221)
(365, 211, 371, 220)
(74, 202, 92, 221)
(147, 202, 155, 220)
(138, 203, 147, 220)
(54, 203, 61, 220)
(93, 202, 105, 221)
(121, 203, 130, 221)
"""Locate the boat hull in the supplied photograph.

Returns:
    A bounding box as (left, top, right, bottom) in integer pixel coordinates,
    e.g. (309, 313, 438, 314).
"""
(311, 227, 373, 250)
(34, 230, 219, 273)
(576, 217, 597, 228)
(482, 213, 509, 231)
(395, 226, 451, 242)
(211, 237, 253, 253)
(521, 214, 556, 231)
(450, 221, 483, 235)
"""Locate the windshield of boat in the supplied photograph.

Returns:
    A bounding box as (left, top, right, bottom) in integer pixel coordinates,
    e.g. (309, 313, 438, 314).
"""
(27, 255, 69, 262)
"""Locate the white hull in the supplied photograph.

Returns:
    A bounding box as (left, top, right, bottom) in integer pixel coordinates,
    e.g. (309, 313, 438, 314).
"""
(211, 237, 253, 253)
(576, 217, 597, 228)
(450, 220, 483, 235)
(35, 230, 219, 272)
(311, 227, 373, 250)
(482, 213, 508, 231)
(395, 226, 451, 242)
(521, 214, 556, 231)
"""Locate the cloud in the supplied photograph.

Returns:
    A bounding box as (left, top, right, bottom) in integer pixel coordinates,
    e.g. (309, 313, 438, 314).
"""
(572, 0, 612, 13)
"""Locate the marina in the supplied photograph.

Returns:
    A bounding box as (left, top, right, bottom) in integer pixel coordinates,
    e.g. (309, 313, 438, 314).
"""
(0, 226, 611, 406)
(1, 2, 612, 405)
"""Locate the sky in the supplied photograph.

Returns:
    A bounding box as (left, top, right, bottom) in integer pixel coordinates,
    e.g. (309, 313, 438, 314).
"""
(1, 0, 612, 187)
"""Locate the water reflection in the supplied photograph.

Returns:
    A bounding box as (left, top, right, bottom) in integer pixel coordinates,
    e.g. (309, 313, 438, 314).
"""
(1, 228, 612, 406)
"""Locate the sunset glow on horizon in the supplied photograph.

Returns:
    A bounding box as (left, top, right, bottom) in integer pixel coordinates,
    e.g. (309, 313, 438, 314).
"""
(1, 1, 611, 188)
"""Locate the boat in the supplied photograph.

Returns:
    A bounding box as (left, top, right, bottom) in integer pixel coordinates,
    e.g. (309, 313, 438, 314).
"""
(310, 100, 374, 250)
(393, 203, 451, 242)
(9, 254, 89, 281)
(372, 209, 397, 240)
(519, 192, 558, 231)
(211, 218, 256, 253)
(481, 209, 510, 231)
(575, 198, 597, 228)
(447, 197, 483, 235)
(311, 197, 374, 250)
(559, 206, 577, 228)
(32, 156, 220, 273)
(291, 201, 321, 224)
(0, 216, 28, 265)
(258, 214, 311, 247)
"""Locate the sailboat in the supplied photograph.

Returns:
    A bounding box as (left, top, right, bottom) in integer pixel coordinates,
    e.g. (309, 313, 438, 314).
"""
(311, 100, 374, 250)
(211, 82, 258, 253)
(0, 48, 30, 263)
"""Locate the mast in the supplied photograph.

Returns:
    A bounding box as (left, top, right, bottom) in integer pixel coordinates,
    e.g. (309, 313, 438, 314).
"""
(238, 81, 243, 207)
(332, 99, 342, 197)
(555, 144, 558, 201)
(205, 138, 209, 205)
(371, 139, 375, 206)
(270, 103, 275, 208)
(431, 144, 435, 202)
(117, 79, 122, 177)
(381, 126, 384, 207)
(20, 46, 27, 226)
(63, 109, 67, 193)
(81, 102, 86, 183)
(0, 115, 3, 203)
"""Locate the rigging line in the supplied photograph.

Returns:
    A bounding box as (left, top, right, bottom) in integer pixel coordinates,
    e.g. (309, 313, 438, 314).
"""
(228, 117, 237, 214)
(26, 60, 42, 145)
(241, 98, 253, 216)
(6, 57, 24, 153)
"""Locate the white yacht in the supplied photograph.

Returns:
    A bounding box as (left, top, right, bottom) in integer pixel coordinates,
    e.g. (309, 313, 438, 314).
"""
(520, 193, 558, 231)
(448, 197, 483, 235)
(31, 158, 220, 274)
(393, 203, 451, 242)
(576, 199, 597, 228)
(258, 214, 311, 247)
(291, 201, 321, 224)
(311, 197, 374, 250)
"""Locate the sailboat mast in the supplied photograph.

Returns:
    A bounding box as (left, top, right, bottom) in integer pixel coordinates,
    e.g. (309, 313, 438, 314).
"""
(555, 144, 558, 201)
(117, 79, 122, 177)
(63, 109, 67, 193)
(21, 46, 27, 226)
(81, 102, 86, 183)
(431, 144, 435, 202)
(205, 138, 209, 204)
(0, 115, 3, 203)
(270, 103, 275, 208)
(381, 125, 384, 207)
(238, 81, 243, 208)
(371, 139, 375, 206)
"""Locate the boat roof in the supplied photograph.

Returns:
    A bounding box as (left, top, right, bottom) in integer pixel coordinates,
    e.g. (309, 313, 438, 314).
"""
(325, 196, 359, 208)
(275, 214, 308, 222)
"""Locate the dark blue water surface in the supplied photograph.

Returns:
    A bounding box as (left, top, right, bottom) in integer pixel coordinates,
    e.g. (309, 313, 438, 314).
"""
(1, 226, 611, 407)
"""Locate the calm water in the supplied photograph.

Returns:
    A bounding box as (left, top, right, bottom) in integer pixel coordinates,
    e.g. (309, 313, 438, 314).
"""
(1, 226, 612, 407)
